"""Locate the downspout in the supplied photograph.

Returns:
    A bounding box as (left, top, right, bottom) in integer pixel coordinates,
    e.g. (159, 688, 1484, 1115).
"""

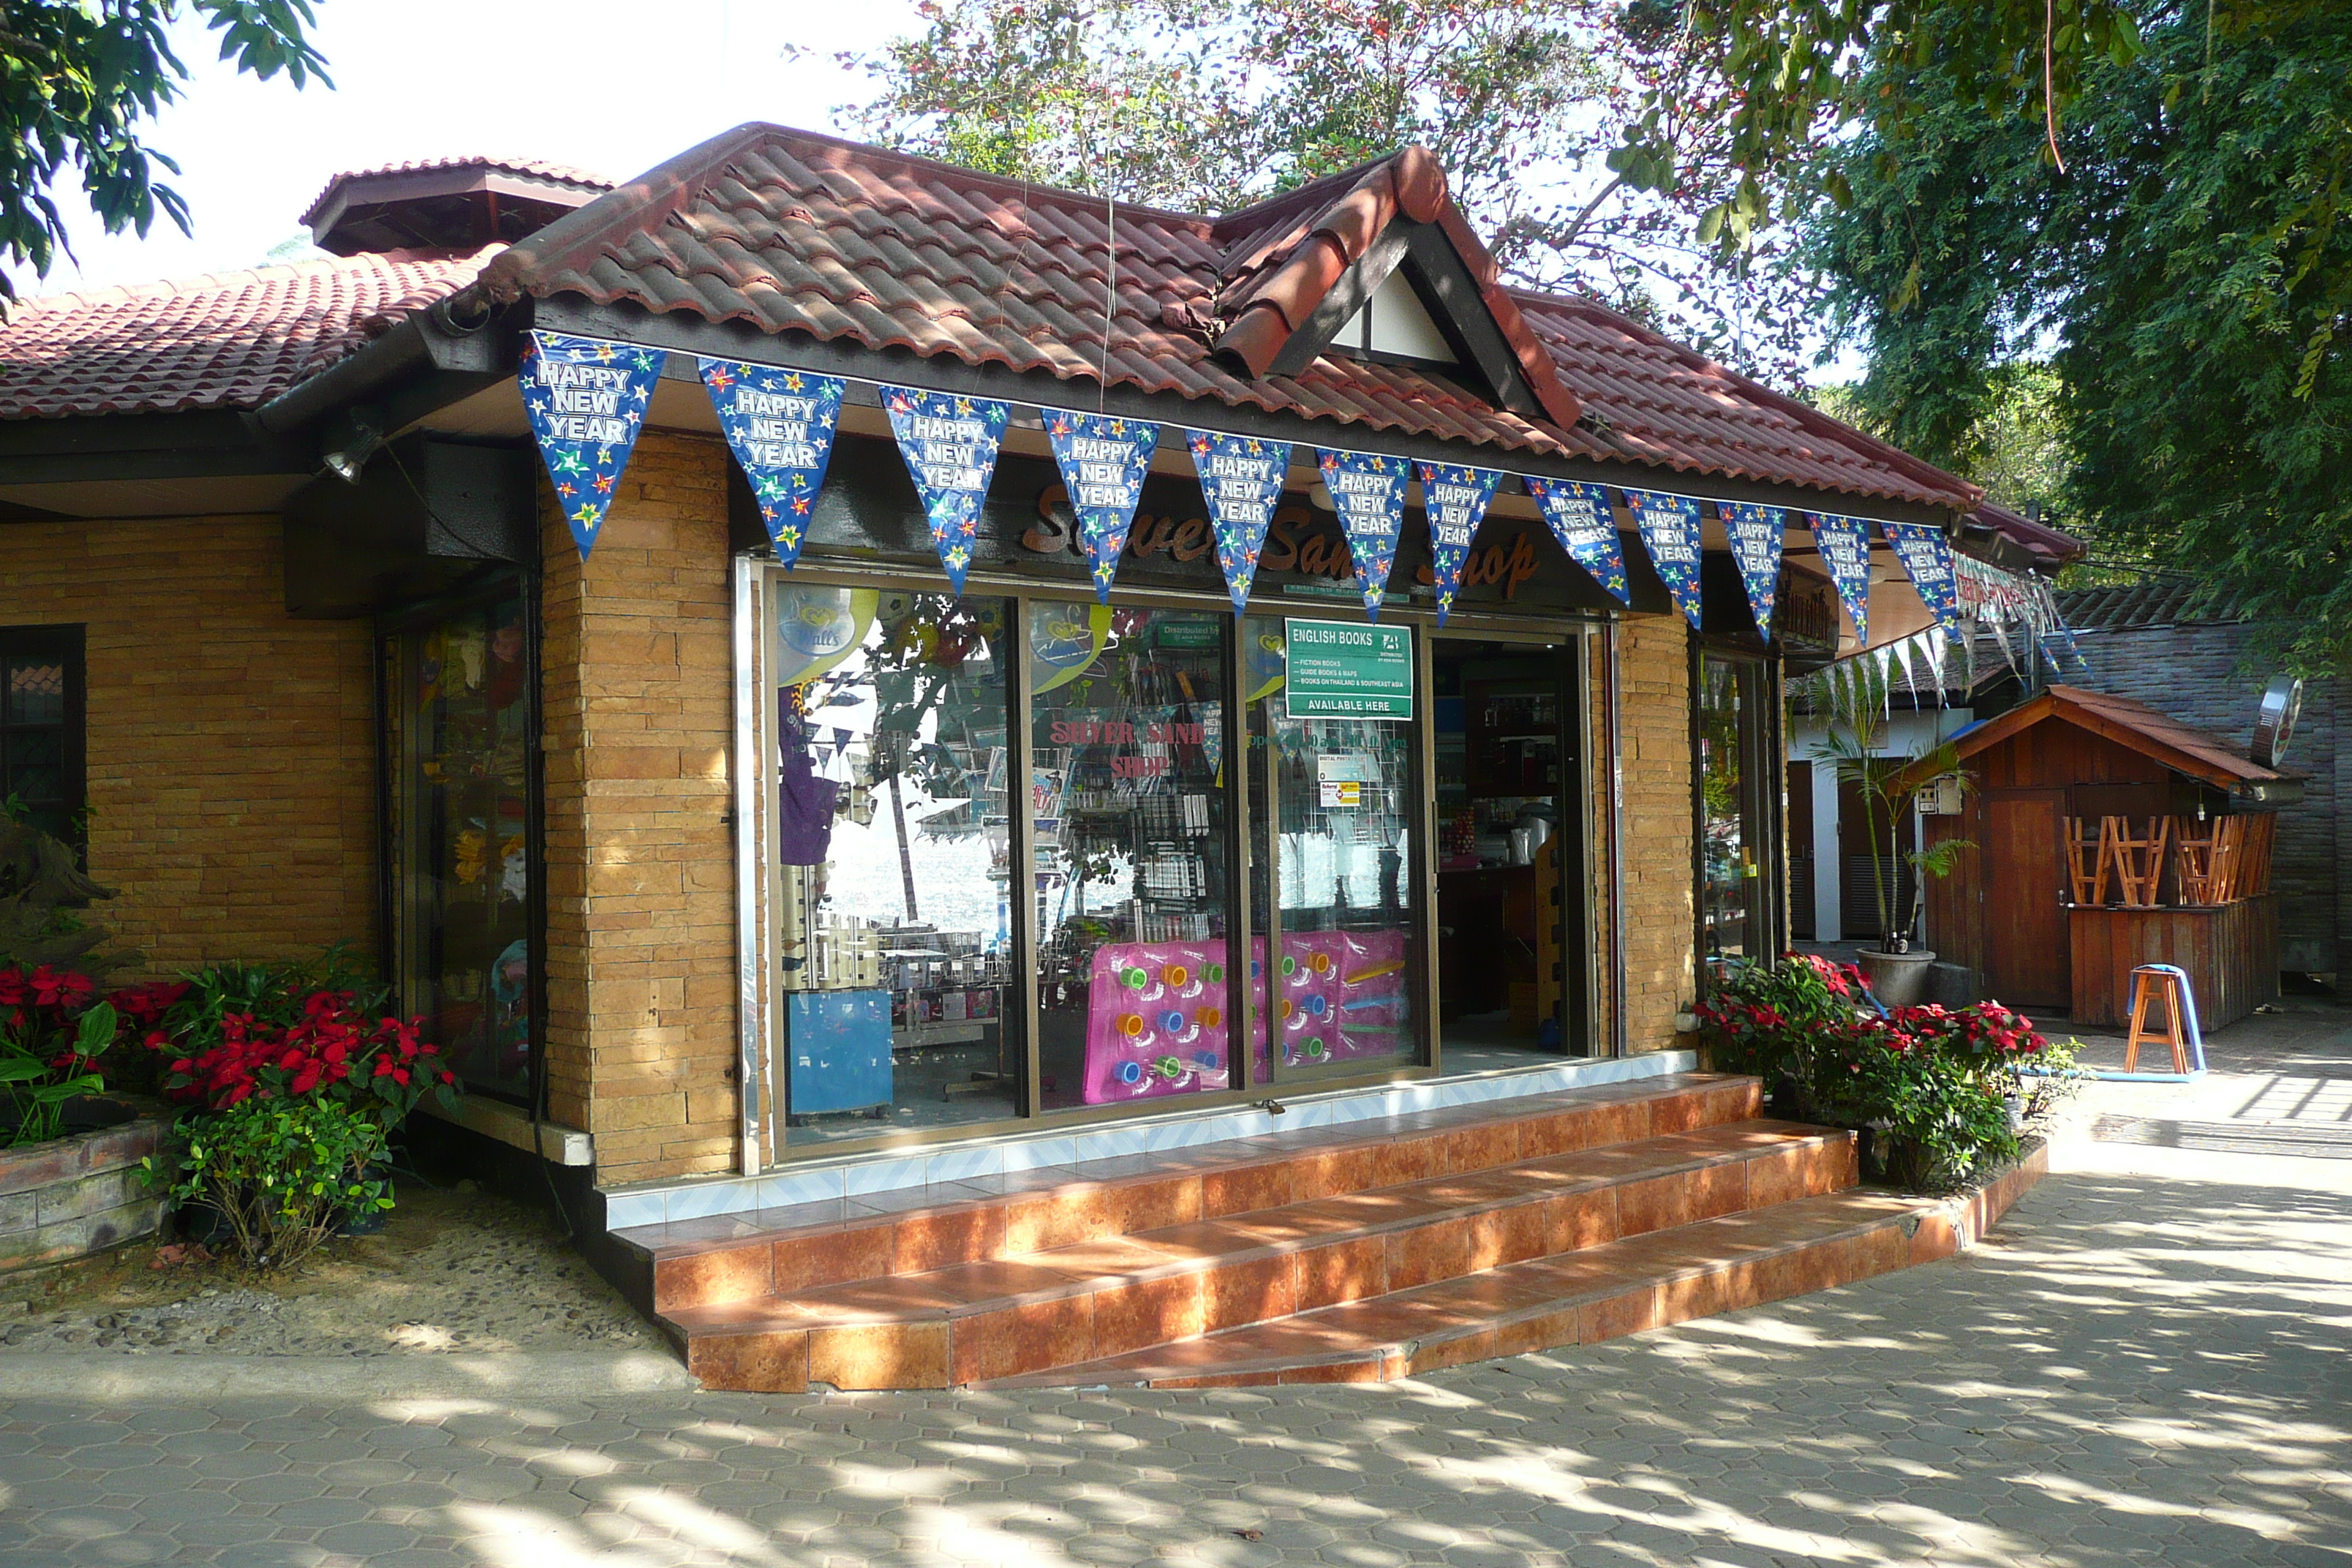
(1605, 615, 1628, 1058)
(731, 555, 765, 1178)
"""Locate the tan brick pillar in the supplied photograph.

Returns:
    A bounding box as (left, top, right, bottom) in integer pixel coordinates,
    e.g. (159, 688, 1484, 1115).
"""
(540, 431, 740, 1184)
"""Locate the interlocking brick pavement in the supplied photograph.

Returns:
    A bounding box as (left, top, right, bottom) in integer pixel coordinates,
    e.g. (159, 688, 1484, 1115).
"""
(4, 1015, 2348, 1565)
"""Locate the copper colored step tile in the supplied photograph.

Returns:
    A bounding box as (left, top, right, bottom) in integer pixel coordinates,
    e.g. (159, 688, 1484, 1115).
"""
(967, 1293, 1096, 1381)
(1466, 1202, 1552, 1273)
(1201, 1159, 1292, 1218)
(1579, 1285, 1665, 1343)
(652, 1243, 774, 1313)
(771, 1223, 897, 1296)
(1408, 1326, 1500, 1375)
(808, 1320, 949, 1390)
(1384, 1215, 1472, 1292)
(1088, 1271, 1210, 1357)
(1428, 1120, 1522, 1177)
(893, 1204, 1006, 1273)
(1492, 1304, 1583, 1358)
(917, 1257, 1093, 1311)
(1291, 1234, 1389, 1310)
(1540, 1187, 1619, 1254)
(1204, 1254, 1297, 1332)
(687, 1330, 808, 1393)
(1001, 1174, 1204, 1254)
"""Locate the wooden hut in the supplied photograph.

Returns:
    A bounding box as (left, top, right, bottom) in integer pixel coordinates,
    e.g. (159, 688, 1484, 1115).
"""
(1906, 685, 2300, 1029)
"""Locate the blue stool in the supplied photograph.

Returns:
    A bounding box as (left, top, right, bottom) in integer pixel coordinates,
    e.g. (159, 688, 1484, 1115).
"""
(2124, 965, 2206, 1075)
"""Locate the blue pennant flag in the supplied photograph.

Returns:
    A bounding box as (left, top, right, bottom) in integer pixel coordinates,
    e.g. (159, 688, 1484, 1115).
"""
(881, 385, 1011, 593)
(1719, 501, 1786, 636)
(1808, 511, 1876, 646)
(700, 360, 844, 568)
(1044, 410, 1160, 603)
(1316, 448, 1412, 618)
(1880, 519, 1961, 635)
(1523, 478, 1629, 603)
(1186, 431, 1292, 613)
(1414, 462, 1502, 625)
(519, 331, 663, 561)
(1625, 489, 1705, 627)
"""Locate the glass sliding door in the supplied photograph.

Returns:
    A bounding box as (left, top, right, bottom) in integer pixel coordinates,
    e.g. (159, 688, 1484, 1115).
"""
(1244, 616, 1426, 1083)
(1028, 602, 1239, 1111)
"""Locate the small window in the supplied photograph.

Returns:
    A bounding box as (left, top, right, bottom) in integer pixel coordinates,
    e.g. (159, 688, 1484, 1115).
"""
(0, 627, 85, 847)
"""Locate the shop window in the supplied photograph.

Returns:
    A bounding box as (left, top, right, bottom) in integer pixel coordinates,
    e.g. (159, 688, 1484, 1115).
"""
(391, 594, 534, 1098)
(1245, 617, 1423, 1079)
(772, 587, 1021, 1142)
(0, 627, 84, 848)
(1029, 603, 1235, 1111)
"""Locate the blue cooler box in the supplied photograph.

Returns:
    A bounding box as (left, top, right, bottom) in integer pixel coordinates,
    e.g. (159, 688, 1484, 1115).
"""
(785, 989, 894, 1117)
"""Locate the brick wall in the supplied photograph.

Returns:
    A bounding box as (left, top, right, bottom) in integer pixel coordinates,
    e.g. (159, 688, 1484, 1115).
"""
(1617, 617, 1697, 1050)
(540, 431, 741, 1186)
(1583, 616, 1698, 1055)
(0, 513, 375, 974)
(2070, 623, 2341, 972)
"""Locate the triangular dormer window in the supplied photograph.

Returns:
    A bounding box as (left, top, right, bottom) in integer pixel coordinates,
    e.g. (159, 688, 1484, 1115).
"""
(1333, 267, 1458, 365)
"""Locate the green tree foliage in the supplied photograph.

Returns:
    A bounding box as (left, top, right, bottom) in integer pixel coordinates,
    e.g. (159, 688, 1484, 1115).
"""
(832, 0, 1830, 381)
(0, 1, 330, 301)
(1803, 1, 2352, 671)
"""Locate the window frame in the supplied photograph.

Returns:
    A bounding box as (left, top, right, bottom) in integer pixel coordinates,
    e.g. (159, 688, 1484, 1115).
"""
(0, 625, 88, 851)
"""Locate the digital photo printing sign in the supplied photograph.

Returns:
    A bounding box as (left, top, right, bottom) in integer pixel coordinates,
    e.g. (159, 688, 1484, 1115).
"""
(1284, 619, 1413, 720)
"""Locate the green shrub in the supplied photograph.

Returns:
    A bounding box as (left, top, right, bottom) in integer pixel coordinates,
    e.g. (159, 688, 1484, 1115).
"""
(148, 1096, 391, 1272)
(0, 969, 112, 1147)
(1697, 953, 2062, 1191)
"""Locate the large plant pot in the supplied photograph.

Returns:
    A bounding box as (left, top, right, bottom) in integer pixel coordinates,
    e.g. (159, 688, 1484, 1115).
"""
(1858, 948, 1938, 1007)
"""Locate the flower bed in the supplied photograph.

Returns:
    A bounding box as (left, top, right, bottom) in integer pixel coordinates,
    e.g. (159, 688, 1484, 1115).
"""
(1696, 952, 2075, 1191)
(1, 951, 461, 1273)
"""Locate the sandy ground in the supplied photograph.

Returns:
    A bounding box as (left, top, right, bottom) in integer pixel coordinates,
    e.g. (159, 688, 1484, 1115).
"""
(0, 1179, 660, 1359)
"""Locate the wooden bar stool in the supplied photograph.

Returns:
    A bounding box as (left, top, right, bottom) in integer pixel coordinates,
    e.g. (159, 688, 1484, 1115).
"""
(2123, 964, 2207, 1075)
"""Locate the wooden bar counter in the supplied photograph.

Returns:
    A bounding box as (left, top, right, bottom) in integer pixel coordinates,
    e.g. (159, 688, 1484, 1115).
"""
(2065, 894, 2279, 1030)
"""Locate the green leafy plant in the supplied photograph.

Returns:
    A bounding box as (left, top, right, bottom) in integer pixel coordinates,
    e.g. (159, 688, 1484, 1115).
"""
(1817, 660, 1973, 950)
(147, 1096, 390, 1272)
(0, 979, 111, 1147)
(1697, 953, 2051, 1190)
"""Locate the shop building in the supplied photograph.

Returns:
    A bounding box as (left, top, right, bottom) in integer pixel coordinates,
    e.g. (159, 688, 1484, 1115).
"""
(0, 129, 2008, 1386)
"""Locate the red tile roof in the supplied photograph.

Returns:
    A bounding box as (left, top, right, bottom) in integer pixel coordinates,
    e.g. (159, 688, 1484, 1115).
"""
(299, 157, 614, 226)
(472, 124, 1978, 510)
(0, 247, 499, 421)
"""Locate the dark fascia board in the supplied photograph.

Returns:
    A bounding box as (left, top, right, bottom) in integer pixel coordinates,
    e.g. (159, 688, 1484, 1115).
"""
(0, 305, 521, 489)
(535, 293, 1963, 526)
(0, 410, 313, 485)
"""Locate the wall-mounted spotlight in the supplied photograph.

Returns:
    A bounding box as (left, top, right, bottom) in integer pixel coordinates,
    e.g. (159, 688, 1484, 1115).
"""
(320, 406, 385, 483)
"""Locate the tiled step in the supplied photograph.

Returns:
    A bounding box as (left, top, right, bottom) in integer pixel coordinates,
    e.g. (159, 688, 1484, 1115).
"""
(665, 1115, 1850, 1390)
(970, 1190, 1946, 1389)
(619, 1074, 1760, 1319)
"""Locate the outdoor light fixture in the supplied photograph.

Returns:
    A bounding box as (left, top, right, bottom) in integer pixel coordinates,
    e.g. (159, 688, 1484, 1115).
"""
(320, 407, 385, 483)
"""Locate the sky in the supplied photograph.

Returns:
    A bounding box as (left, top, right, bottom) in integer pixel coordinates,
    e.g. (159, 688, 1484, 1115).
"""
(42, 0, 917, 293)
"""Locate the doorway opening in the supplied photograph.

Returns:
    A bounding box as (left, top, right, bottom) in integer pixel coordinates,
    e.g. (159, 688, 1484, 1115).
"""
(1432, 635, 1592, 1070)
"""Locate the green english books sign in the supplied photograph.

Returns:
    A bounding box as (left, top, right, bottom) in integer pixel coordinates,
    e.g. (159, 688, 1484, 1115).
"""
(1284, 619, 1413, 720)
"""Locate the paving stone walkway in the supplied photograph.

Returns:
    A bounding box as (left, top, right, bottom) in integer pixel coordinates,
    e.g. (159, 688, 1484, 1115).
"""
(4, 1021, 2350, 1565)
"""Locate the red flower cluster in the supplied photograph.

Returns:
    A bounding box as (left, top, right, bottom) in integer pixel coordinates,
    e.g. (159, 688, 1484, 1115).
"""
(0, 965, 95, 1030)
(158, 989, 453, 1117)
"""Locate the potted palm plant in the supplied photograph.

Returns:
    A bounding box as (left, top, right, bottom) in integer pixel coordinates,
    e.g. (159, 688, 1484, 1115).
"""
(1818, 663, 1972, 1006)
